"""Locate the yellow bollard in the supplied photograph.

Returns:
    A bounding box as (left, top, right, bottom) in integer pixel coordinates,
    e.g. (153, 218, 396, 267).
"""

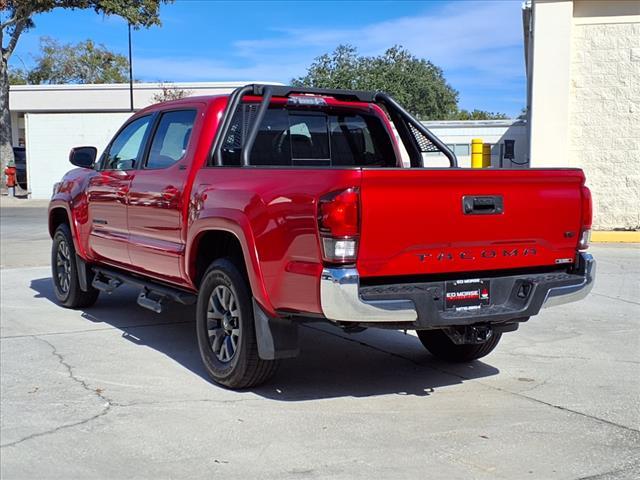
(471, 138, 483, 168)
(482, 143, 491, 168)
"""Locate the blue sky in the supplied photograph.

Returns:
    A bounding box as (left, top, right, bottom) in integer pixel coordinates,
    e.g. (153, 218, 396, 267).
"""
(7, 0, 526, 116)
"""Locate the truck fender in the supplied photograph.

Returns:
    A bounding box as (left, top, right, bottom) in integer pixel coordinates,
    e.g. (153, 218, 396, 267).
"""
(186, 211, 276, 316)
(49, 200, 89, 261)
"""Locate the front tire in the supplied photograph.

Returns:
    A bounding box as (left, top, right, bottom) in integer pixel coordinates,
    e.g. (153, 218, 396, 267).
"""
(196, 258, 279, 389)
(417, 329, 502, 362)
(51, 224, 99, 308)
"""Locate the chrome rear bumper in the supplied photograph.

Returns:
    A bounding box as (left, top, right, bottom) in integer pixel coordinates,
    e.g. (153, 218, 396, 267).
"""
(320, 268, 417, 322)
(541, 253, 595, 308)
(320, 253, 595, 324)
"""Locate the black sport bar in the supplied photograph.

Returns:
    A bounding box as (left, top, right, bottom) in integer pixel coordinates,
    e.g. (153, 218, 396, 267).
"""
(211, 84, 458, 168)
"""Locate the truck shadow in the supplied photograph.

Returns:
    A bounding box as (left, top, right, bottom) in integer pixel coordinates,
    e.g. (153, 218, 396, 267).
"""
(30, 277, 499, 401)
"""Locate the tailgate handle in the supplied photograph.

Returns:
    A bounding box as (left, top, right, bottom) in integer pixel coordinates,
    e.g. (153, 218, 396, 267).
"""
(463, 195, 504, 215)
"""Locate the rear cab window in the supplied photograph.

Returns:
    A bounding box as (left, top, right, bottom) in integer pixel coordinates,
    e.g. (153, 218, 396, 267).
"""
(220, 104, 398, 168)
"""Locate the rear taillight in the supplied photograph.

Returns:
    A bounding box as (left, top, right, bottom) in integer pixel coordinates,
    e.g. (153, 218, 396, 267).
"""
(318, 188, 359, 263)
(579, 186, 593, 250)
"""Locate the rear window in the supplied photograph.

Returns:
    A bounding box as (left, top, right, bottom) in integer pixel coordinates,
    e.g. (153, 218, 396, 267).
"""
(220, 105, 397, 167)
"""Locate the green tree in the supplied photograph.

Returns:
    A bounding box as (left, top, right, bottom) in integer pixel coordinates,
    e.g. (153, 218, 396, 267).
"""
(0, 0, 170, 190)
(449, 109, 509, 121)
(292, 45, 459, 120)
(7, 65, 26, 84)
(293, 44, 511, 121)
(25, 37, 129, 84)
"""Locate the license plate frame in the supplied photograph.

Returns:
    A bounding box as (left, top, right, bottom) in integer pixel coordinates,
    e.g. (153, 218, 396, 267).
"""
(445, 279, 491, 311)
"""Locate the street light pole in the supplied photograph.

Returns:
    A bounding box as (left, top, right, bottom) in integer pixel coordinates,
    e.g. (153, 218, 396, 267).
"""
(128, 23, 134, 111)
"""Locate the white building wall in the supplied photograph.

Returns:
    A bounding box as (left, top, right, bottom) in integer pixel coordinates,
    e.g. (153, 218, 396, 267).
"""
(10, 82, 283, 197)
(10, 82, 275, 113)
(25, 112, 132, 199)
(424, 121, 529, 168)
(529, 0, 574, 167)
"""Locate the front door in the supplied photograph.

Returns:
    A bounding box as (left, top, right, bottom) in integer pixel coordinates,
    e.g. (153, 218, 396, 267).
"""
(86, 115, 153, 267)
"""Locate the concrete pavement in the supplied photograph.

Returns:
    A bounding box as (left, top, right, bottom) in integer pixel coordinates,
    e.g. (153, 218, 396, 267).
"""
(1, 202, 639, 479)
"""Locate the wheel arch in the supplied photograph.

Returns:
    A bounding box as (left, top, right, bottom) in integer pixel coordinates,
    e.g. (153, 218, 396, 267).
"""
(48, 206, 71, 238)
(187, 220, 275, 316)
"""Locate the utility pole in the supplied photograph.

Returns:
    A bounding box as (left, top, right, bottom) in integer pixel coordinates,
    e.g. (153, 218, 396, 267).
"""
(128, 23, 134, 111)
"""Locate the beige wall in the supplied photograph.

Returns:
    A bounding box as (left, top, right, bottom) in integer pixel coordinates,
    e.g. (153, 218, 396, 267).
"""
(529, 0, 640, 230)
(569, 13, 640, 230)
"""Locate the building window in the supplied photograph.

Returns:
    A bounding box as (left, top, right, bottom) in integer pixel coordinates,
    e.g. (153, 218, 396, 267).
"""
(424, 143, 470, 157)
(447, 143, 471, 156)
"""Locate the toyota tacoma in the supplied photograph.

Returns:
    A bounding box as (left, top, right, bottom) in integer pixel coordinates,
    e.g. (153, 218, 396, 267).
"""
(49, 84, 595, 388)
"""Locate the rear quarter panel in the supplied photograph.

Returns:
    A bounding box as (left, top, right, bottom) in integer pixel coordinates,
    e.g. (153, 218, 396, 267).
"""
(189, 168, 362, 316)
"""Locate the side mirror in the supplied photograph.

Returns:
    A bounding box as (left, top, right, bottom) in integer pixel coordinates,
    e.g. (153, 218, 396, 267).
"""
(69, 146, 97, 168)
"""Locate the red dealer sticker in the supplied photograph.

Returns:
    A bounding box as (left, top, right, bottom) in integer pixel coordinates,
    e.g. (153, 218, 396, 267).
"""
(445, 279, 491, 311)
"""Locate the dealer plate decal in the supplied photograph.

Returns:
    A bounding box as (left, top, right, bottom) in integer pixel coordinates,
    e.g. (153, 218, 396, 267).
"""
(445, 279, 491, 311)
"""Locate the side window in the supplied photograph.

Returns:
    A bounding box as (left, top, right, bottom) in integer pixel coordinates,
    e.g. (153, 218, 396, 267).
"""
(146, 110, 196, 169)
(221, 106, 290, 166)
(103, 116, 152, 170)
(329, 114, 396, 167)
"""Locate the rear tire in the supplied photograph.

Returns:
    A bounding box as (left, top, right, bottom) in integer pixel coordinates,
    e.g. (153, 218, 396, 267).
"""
(417, 329, 502, 362)
(51, 224, 99, 309)
(196, 258, 279, 389)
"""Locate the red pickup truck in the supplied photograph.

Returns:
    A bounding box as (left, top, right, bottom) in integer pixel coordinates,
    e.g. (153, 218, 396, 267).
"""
(49, 84, 595, 388)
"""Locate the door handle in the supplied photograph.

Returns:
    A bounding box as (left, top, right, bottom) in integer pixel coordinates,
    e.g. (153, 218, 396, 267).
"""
(462, 195, 504, 215)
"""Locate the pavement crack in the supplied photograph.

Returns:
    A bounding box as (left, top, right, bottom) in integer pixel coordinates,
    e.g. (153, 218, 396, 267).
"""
(1, 337, 115, 449)
(114, 398, 257, 408)
(36, 336, 116, 407)
(0, 320, 194, 340)
(576, 464, 640, 480)
(502, 350, 640, 365)
(0, 409, 111, 449)
(591, 292, 640, 307)
(304, 325, 640, 436)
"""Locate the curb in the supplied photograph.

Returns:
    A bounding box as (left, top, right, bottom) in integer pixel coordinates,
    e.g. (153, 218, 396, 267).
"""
(591, 231, 640, 243)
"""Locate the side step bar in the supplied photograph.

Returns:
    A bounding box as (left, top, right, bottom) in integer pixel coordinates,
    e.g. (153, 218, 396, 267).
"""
(91, 267, 197, 313)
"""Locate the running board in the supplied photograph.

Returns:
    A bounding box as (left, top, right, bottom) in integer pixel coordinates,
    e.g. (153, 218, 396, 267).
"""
(91, 267, 197, 314)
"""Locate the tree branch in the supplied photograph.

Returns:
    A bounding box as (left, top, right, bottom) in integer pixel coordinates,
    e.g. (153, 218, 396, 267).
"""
(2, 19, 26, 60)
(0, 15, 18, 31)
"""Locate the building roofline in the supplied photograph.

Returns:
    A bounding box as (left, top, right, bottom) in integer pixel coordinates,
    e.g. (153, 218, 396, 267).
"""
(422, 119, 526, 128)
(9, 81, 283, 92)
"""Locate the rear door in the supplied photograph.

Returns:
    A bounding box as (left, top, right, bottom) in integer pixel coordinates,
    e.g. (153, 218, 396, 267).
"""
(86, 115, 153, 266)
(357, 168, 585, 278)
(127, 108, 198, 283)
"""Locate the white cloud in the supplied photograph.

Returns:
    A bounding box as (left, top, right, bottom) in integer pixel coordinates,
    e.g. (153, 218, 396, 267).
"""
(134, 1, 525, 114)
(233, 1, 523, 70)
(134, 57, 309, 83)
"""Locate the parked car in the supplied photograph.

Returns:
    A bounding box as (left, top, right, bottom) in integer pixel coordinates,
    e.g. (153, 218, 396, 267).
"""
(12, 146, 27, 189)
(48, 84, 595, 388)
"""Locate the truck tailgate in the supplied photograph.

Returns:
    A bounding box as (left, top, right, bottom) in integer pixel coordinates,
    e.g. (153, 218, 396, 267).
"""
(357, 169, 586, 278)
